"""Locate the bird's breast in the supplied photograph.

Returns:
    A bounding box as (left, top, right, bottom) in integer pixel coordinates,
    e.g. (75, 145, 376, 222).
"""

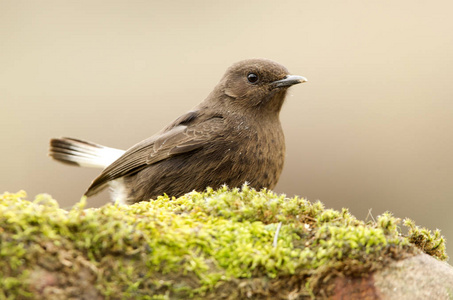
(221, 118, 285, 189)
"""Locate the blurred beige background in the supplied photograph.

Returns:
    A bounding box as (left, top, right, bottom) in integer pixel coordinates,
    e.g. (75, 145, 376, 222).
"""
(1, 1, 452, 257)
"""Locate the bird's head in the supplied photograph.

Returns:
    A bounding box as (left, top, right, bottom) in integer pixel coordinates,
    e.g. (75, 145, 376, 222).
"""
(218, 58, 307, 114)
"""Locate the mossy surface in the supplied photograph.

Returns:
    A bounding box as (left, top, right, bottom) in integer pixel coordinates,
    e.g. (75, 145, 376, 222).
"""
(0, 186, 448, 299)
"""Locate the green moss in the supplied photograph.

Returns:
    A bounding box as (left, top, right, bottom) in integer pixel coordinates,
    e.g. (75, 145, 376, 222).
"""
(0, 186, 447, 299)
(403, 218, 448, 261)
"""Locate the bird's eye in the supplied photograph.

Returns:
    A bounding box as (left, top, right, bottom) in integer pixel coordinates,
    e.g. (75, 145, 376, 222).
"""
(247, 73, 259, 84)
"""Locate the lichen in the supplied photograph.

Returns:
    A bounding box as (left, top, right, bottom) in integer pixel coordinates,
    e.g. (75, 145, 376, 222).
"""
(0, 186, 447, 299)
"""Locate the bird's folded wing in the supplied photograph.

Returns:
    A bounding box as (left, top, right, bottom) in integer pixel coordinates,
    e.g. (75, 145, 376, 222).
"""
(84, 116, 225, 196)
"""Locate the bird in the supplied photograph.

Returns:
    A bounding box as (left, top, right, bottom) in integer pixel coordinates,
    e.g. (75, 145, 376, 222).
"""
(49, 58, 307, 204)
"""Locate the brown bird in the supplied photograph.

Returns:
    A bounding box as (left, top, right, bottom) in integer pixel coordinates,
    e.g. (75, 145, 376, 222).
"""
(49, 59, 307, 204)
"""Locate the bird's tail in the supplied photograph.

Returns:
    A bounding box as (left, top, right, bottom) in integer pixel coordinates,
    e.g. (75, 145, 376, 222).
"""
(49, 137, 125, 169)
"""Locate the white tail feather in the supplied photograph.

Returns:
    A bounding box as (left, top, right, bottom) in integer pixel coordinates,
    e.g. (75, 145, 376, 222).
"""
(49, 137, 125, 169)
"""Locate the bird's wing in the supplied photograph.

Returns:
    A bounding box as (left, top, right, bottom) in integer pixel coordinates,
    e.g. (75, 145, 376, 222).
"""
(84, 114, 225, 196)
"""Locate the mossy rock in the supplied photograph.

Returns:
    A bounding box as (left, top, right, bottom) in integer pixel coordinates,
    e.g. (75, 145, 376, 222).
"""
(0, 185, 449, 299)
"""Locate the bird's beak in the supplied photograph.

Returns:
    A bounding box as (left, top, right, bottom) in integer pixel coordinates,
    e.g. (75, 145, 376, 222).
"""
(272, 75, 308, 88)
